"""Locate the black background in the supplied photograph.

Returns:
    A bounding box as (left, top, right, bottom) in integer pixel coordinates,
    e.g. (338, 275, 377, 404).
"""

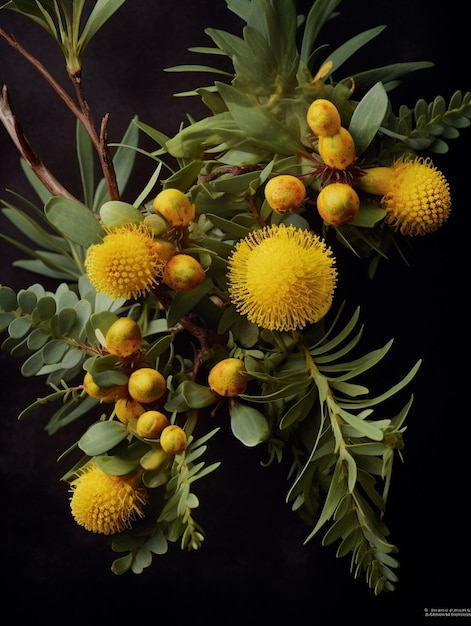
(0, 1, 469, 623)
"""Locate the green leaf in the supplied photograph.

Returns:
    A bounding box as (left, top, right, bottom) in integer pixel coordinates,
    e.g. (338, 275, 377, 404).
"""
(76, 120, 95, 207)
(77, 0, 126, 55)
(216, 81, 304, 155)
(78, 421, 128, 456)
(1, 0, 58, 38)
(111, 553, 133, 575)
(0, 286, 17, 311)
(279, 384, 317, 429)
(166, 279, 213, 327)
(44, 197, 104, 247)
(300, 0, 341, 65)
(94, 454, 139, 476)
(146, 529, 168, 555)
(165, 380, 217, 412)
(352, 61, 434, 94)
(324, 26, 386, 80)
(229, 400, 270, 446)
(349, 82, 389, 155)
(41, 338, 68, 364)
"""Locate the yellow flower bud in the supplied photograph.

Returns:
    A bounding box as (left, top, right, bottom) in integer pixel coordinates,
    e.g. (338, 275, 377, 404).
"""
(357, 166, 397, 196)
(306, 98, 342, 137)
(162, 254, 206, 291)
(208, 357, 248, 397)
(264, 174, 306, 214)
(136, 410, 170, 438)
(105, 317, 142, 358)
(316, 182, 360, 226)
(128, 367, 167, 404)
(318, 127, 356, 169)
(159, 424, 188, 455)
(152, 188, 195, 227)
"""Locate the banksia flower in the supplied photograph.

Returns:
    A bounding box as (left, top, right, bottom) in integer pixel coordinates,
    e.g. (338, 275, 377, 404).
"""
(85, 224, 166, 300)
(358, 157, 451, 236)
(227, 224, 337, 331)
(69, 463, 148, 535)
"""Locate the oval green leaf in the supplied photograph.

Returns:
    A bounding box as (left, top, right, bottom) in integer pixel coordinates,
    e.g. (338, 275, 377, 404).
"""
(78, 421, 128, 455)
(230, 401, 270, 447)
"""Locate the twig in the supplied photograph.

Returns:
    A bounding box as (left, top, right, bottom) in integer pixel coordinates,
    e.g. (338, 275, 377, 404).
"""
(0, 28, 120, 200)
(0, 84, 79, 201)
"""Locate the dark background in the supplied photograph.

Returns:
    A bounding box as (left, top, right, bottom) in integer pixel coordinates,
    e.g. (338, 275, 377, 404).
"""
(0, 1, 469, 623)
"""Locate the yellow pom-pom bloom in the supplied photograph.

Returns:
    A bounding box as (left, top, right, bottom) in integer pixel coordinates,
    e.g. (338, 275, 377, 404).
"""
(382, 157, 451, 236)
(69, 463, 147, 535)
(227, 224, 337, 331)
(85, 224, 165, 300)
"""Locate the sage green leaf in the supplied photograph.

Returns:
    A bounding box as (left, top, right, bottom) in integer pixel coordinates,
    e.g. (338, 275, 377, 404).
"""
(8, 316, 31, 339)
(304, 459, 347, 543)
(20, 350, 44, 376)
(35, 296, 56, 321)
(167, 380, 217, 411)
(2, 206, 67, 252)
(216, 82, 304, 155)
(0, 286, 17, 311)
(17, 389, 67, 421)
(279, 383, 317, 429)
(45, 197, 104, 247)
(41, 339, 68, 364)
(111, 554, 133, 575)
(324, 26, 386, 80)
(94, 454, 139, 476)
(57, 308, 77, 333)
(1, 0, 58, 37)
(77, 0, 127, 55)
(19, 159, 53, 205)
(349, 82, 389, 155)
(17, 289, 37, 314)
(166, 279, 213, 327)
(78, 421, 128, 456)
(230, 401, 270, 447)
(146, 529, 168, 555)
(99, 200, 143, 229)
(300, 0, 341, 64)
(76, 120, 95, 207)
(45, 394, 98, 434)
(165, 63, 231, 76)
(338, 408, 388, 441)
(0, 312, 15, 331)
(352, 61, 434, 94)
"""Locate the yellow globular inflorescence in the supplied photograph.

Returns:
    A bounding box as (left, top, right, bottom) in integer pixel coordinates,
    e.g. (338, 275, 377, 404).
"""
(69, 463, 148, 535)
(381, 157, 451, 236)
(85, 223, 166, 300)
(358, 157, 452, 235)
(227, 224, 337, 331)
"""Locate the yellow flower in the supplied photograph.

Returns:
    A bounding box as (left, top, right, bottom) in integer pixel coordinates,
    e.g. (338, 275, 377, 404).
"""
(382, 157, 451, 236)
(69, 463, 148, 535)
(85, 224, 165, 300)
(227, 224, 337, 331)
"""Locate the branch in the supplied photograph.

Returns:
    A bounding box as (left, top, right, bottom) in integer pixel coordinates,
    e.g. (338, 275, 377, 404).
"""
(0, 84, 79, 201)
(0, 28, 120, 201)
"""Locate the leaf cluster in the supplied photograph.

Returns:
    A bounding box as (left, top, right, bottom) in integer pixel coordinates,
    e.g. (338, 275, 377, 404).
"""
(1, 0, 126, 70)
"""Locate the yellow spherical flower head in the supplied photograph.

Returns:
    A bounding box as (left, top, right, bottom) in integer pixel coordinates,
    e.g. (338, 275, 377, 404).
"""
(227, 224, 337, 331)
(382, 157, 451, 236)
(69, 462, 147, 535)
(85, 224, 165, 300)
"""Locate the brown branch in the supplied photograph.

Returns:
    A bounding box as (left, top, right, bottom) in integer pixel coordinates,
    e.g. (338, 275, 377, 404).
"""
(0, 84, 79, 201)
(0, 28, 120, 201)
